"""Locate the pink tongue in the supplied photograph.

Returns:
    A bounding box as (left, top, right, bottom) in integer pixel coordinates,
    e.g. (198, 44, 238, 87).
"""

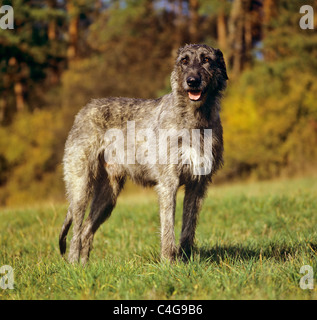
(188, 91, 202, 101)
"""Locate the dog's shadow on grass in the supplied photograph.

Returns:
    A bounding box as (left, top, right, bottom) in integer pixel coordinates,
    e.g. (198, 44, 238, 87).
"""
(196, 242, 317, 264)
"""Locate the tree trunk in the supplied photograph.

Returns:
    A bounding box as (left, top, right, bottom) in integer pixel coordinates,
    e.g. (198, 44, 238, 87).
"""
(14, 82, 24, 112)
(262, 0, 278, 61)
(0, 95, 6, 123)
(228, 0, 243, 76)
(217, 8, 227, 51)
(189, 0, 199, 43)
(171, 0, 184, 61)
(66, 2, 79, 61)
(48, 0, 57, 41)
(228, 0, 251, 76)
(48, 20, 56, 41)
(47, 0, 60, 84)
(244, 13, 252, 60)
(8, 57, 25, 112)
(263, 0, 277, 25)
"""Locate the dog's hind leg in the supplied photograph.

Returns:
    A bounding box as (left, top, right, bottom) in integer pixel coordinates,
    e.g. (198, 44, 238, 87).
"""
(59, 175, 91, 263)
(66, 175, 92, 264)
(80, 170, 125, 265)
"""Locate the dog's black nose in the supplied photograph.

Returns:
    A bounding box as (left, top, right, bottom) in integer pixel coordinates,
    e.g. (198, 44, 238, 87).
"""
(186, 76, 201, 87)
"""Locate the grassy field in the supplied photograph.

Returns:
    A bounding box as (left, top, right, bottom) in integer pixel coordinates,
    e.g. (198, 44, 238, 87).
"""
(0, 176, 316, 300)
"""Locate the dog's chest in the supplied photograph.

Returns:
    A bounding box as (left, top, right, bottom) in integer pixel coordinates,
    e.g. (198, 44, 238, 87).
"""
(178, 129, 214, 178)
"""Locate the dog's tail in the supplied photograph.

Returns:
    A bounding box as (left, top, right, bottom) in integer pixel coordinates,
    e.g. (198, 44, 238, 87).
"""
(59, 209, 72, 256)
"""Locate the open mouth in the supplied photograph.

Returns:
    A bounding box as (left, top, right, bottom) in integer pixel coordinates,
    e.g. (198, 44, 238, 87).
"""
(187, 90, 202, 101)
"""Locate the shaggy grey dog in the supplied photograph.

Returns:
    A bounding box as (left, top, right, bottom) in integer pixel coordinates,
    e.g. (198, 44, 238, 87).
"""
(59, 44, 228, 264)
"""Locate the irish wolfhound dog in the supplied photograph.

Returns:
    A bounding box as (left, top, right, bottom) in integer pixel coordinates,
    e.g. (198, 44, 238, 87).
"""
(59, 44, 228, 264)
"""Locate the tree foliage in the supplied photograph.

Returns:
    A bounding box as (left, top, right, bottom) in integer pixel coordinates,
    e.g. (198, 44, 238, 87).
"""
(0, 0, 316, 205)
(221, 0, 317, 180)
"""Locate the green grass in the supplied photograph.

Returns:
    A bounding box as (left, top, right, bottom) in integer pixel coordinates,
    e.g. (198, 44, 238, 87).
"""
(0, 176, 317, 299)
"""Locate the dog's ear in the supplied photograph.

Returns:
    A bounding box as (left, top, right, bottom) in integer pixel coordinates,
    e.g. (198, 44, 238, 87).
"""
(215, 49, 229, 80)
(175, 46, 185, 64)
(176, 46, 184, 61)
(176, 44, 189, 59)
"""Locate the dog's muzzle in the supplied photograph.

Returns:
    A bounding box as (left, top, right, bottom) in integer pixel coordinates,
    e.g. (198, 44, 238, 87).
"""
(186, 76, 202, 101)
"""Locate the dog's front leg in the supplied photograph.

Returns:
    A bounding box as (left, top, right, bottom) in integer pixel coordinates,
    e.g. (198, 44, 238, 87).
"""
(156, 181, 178, 261)
(179, 182, 207, 260)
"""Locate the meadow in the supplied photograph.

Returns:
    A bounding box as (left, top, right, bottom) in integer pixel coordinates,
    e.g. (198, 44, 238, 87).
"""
(0, 176, 316, 300)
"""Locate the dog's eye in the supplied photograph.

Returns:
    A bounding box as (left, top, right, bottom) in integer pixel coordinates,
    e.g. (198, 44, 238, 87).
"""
(203, 57, 210, 63)
(181, 57, 189, 65)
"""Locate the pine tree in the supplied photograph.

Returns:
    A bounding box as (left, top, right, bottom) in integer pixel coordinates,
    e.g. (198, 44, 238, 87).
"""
(0, 0, 67, 122)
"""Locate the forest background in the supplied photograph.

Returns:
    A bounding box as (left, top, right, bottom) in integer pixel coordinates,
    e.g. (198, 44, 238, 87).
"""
(0, 0, 316, 206)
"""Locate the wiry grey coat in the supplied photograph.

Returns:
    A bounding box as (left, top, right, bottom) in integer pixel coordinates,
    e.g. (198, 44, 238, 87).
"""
(59, 44, 228, 264)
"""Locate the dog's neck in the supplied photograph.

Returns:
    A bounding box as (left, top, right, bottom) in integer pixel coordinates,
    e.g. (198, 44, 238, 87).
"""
(171, 89, 221, 128)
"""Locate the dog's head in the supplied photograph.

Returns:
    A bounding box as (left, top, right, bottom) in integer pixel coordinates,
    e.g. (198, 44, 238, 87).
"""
(172, 44, 228, 105)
